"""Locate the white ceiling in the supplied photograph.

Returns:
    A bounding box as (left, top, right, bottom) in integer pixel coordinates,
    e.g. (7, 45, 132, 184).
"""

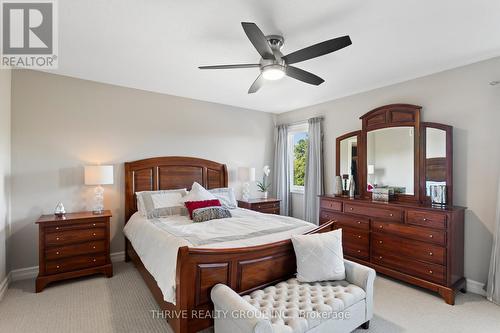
(48, 0, 500, 113)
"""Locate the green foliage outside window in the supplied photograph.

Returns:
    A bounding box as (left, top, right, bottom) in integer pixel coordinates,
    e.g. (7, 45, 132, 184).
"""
(293, 138, 308, 186)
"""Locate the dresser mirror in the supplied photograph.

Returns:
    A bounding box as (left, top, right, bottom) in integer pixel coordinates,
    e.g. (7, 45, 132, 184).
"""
(336, 131, 361, 195)
(366, 127, 415, 195)
(335, 104, 453, 204)
(421, 123, 453, 205)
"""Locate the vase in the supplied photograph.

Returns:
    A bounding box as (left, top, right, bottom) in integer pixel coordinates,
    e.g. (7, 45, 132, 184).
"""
(263, 191, 268, 199)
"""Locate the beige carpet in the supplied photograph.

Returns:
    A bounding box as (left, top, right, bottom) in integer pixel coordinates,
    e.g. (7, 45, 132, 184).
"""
(1, 262, 499, 333)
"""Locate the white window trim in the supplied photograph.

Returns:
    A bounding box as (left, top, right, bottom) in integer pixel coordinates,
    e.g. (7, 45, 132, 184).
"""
(288, 122, 309, 194)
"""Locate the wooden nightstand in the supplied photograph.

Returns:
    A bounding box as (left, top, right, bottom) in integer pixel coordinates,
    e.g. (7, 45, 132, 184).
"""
(237, 198, 281, 214)
(36, 211, 113, 292)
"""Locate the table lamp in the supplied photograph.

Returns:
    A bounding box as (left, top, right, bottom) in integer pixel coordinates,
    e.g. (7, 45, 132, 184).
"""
(238, 167, 255, 201)
(84, 165, 114, 214)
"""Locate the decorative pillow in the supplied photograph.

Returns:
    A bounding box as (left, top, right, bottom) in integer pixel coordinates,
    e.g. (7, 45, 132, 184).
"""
(136, 189, 188, 219)
(184, 199, 221, 219)
(208, 188, 237, 209)
(291, 229, 345, 282)
(192, 206, 232, 222)
(181, 182, 216, 203)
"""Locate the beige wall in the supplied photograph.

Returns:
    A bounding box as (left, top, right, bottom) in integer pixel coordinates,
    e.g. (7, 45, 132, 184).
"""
(0, 69, 11, 284)
(278, 57, 500, 284)
(10, 70, 276, 270)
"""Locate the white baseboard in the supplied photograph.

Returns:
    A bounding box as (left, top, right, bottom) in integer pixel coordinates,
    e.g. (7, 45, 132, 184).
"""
(466, 278, 487, 296)
(0, 272, 11, 301)
(9, 251, 126, 282)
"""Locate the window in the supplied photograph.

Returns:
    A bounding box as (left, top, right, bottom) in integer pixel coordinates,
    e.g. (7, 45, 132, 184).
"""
(288, 123, 309, 193)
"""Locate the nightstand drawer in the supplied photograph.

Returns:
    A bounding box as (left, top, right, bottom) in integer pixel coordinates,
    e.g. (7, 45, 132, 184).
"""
(46, 255, 106, 274)
(46, 221, 106, 233)
(45, 228, 106, 246)
(45, 241, 106, 260)
(253, 202, 279, 210)
(259, 207, 280, 214)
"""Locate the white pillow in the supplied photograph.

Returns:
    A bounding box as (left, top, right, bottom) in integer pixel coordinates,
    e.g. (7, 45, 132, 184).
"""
(291, 229, 345, 282)
(136, 189, 188, 219)
(181, 182, 216, 202)
(208, 188, 237, 209)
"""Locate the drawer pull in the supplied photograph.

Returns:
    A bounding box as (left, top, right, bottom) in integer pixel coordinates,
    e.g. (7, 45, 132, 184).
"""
(357, 235, 362, 239)
(349, 207, 353, 211)
(56, 251, 60, 255)
(56, 227, 59, 230)
(56, 265, 60, 269)
(56, 237, 60, 241)
(389, 213, 393, 217)
(429, 270, 433, 274)
(379, 240, 383, 244)
(92, 233, 96, 236)
(92, 246, 96, 249)
(93, 223, 96, 226)
(429, 234, 434, 238)
(357, 221, 362, 224)
(357, 250, 361, 253)
(92, 258, 96, 262)
(379, 225, 383, 229)
(423, 218, 428, 221)
(378, 256, 383, 259)
(429, 252, 433, 256)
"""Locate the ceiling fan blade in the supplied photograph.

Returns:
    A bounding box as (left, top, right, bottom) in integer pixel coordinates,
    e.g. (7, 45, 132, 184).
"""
(241, 22, 275, 60)
(248, 74, 265, 94)
(285, 66, 325, 85)
(282, 35, 352, 65)
(199, 64, 260, 70)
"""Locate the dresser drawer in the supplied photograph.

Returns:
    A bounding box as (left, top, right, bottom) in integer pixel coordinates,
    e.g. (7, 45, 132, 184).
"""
(344, 242, 370, 260)
(344, 203, 402, 221)
(320, 199, 342, 212)
(329, 213, 369, 231)
(372, 248, 445, 284)
(372, 233, 445, 265)
(259, 207, 280, 215)
(45, 241, 106, 260)
(253, 202, 279, 210)
(45, 254, 107, 275)
(340, 227, 370, 247)
(46, 221, 106, 233)
(407, 210, 447, 230)
(45, 228, 106, 246)
(373, 221, 446, 246)
(319, 210, 338, 224)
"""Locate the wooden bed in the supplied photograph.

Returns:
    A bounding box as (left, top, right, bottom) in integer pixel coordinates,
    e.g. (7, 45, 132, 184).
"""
(124, 156, 334, 333)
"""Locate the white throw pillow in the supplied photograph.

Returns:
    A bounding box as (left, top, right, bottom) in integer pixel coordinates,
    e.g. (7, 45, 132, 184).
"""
(291, 229, 345, 282)
(136, 189, 188, 219)
(208, 187, 237, 209)
(181, 182, 216, 202)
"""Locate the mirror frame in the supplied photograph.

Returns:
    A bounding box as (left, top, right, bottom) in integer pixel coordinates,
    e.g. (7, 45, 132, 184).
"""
(419, 122, 453, 205)
(336, 130, 362, 196)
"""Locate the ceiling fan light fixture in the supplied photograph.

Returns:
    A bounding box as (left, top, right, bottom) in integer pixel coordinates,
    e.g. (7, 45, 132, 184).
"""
(262, 65, 285, 80)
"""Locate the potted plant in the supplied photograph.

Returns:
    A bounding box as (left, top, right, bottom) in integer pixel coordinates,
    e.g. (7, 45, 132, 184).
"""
(256, 165, 271, 199)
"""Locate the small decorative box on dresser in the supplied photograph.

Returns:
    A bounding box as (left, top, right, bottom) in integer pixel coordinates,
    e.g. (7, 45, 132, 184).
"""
(36, 211, 113, 292)
(237, 198, 280, 214)
(319, 196, 465, 304)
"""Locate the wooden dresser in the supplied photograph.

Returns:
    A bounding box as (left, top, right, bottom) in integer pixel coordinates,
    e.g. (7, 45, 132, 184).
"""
(36, 211, 113, 292)
(237, 198, 280, 214)
(319, 195, 465, 304)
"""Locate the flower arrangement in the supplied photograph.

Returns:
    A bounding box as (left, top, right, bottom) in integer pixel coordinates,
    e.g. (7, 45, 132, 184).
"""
(256, 165, 271, 198)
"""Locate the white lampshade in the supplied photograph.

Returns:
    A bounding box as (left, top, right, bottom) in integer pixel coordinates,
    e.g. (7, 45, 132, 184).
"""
(249, 168, 256, 182)
(84, 165, 114, 185)
(238, 167, 256, 182)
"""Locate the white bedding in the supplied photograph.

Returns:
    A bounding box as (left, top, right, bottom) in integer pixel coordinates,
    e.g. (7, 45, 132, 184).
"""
(123, 208, 316, 304)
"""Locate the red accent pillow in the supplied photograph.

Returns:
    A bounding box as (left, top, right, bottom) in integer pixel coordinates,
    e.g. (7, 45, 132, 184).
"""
(184, 200, 221, 219)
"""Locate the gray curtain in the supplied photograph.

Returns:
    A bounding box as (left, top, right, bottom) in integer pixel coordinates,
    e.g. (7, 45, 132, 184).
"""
(304, 117, 324, 224)
(487, 178, 500, 305)
(273, 125, 290, 216)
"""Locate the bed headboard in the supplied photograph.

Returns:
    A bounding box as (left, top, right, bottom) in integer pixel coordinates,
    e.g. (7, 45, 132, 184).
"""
(124, 156, 228, 222)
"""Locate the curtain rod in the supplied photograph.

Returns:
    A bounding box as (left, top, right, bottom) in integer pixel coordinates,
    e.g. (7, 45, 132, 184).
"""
(279, 116, 324, 127)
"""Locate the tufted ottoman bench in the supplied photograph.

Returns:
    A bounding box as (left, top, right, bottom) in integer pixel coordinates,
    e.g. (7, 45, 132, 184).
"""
(211, 259, 375, 333)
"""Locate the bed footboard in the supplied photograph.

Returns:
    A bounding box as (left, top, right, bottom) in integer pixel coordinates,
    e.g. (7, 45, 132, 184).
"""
(174, 221, 334, 333)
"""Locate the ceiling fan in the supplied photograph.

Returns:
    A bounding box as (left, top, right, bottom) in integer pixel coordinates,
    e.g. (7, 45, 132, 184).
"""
(199, 22, 352, 94)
